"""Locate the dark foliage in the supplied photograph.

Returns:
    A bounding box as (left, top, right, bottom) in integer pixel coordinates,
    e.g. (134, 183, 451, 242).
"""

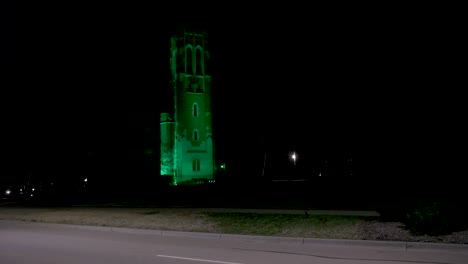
(378, 199, 468, 236)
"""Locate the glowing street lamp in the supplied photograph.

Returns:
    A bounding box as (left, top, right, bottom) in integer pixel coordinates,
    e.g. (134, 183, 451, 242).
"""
(290, 151, 298, 181)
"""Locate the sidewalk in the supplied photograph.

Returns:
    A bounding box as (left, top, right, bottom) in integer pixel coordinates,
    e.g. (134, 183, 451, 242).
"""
(65, 203, 381, 217)
(181, 208, 380, 217)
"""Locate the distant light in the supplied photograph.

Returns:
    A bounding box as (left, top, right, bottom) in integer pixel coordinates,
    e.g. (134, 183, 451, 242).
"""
(30, 194, 33, 197)
(84, 178, 88, 182)
(5, 189, 11, 195)
(292, 153, 296, 160)
(220, 164, 225, 169)
(20, 189, 22, 192)
(145, 149, 153, 155)
(32, 188, 35, 191)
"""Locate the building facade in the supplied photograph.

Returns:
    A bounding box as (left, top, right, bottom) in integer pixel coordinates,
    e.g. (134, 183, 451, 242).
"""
(160, 30, 214, 185)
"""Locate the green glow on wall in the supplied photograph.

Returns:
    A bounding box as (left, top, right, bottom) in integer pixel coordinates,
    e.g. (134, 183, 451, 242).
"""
(160, 112, 174, 181)
(172, 149, 178, 186)
(160, 147, 173, 176)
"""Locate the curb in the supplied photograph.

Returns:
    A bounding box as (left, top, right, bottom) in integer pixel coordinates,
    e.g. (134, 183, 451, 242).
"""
(220, 234, 304, 244)
(2, 220, 467, 252)
(303, 237, 407, 249)
(406, 241, 468, 252)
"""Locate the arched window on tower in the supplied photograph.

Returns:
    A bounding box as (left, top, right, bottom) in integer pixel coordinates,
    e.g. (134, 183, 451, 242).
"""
(193, 103, 198, 117)
(193, 130, 198, 141)
(192, 159, 200, 171)
(196, 48, 202, 75)
(186, 47, 193, 74)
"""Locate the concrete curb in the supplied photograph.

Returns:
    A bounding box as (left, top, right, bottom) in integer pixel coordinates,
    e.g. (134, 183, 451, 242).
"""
(406, 241, 468, 252)
(220, 234, 304, 244)
(2, 220, 467, 252)
(161, 230, 221, 239)
(71, 224, 468, 252)
(303, 237, 407, 249)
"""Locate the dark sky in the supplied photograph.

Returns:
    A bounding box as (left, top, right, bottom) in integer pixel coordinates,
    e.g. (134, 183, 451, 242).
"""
(160, 8, 465, 182)
(0, 1, 15, 64)
(4, 4, 465, 189)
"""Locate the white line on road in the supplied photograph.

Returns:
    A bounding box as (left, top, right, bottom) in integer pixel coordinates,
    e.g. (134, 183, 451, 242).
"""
(157, 255, 245, 264)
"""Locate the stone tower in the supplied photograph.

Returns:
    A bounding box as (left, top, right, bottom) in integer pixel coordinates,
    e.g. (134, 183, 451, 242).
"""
(160, 29, 214, 185)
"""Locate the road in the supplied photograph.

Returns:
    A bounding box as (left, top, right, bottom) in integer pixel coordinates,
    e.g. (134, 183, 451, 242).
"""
(1, 220, 467, 264)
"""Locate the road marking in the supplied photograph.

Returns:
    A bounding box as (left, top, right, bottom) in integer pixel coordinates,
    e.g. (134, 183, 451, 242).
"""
(157, 255, 244, 264)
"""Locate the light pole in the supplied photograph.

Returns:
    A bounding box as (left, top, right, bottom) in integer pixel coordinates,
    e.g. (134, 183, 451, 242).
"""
(262, 152, 267, 177)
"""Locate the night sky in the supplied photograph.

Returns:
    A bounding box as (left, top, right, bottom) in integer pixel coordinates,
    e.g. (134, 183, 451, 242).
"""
(4, 4, 465, 199)
(0, 1, 15, 64)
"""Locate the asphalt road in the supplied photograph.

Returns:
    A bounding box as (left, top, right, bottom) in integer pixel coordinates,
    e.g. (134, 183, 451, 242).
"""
(1, 220, 467, 264)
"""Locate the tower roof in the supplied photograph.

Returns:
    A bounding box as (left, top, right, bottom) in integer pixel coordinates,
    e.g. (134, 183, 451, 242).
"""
(173, 25, 208, 39)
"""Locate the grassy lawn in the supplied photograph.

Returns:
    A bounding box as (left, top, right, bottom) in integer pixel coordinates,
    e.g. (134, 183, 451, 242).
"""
(1, 206, 467, 243)
(0, 207, 373, 240)
(204, 212, 370, 239)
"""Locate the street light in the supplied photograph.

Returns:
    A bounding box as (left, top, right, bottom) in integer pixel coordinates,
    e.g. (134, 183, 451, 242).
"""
(290, 151, 297, 182)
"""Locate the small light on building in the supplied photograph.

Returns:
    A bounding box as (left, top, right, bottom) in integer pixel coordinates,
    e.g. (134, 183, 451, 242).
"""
(5, 189, 11, 195)
(84, 178, 88, 182)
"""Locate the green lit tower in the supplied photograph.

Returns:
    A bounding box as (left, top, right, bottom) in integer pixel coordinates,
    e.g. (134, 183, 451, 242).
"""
(160, 29, 214, 185)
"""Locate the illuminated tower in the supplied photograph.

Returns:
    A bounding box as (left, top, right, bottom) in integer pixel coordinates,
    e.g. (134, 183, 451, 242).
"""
(160, 30, 214, 185)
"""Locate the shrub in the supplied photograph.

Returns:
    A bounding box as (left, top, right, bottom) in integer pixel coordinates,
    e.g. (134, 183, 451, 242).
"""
(402, 200, 448, 235)
(402, 200, 468, 236)
(378, 199, 468, 236)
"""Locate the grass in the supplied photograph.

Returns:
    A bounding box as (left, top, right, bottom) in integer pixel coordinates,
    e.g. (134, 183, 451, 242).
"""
(204, 212, 369, 239)
(0, 207, 374, 240)
(1, 206, 467, 243)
